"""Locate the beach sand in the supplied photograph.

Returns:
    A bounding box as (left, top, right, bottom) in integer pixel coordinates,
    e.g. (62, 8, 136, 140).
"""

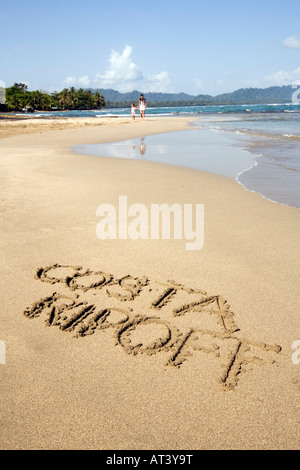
(0, 115, 299, 450)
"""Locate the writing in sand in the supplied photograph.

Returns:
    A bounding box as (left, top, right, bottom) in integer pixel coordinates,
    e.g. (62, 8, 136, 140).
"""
(23, 264, 282, 390)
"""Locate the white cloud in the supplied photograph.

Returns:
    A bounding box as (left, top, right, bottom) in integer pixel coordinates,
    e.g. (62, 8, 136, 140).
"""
(193, 78, 204, 91)
(265, 67, 300, 86)
(63, 76, 77, 86)
(95, 45, 172, 92)
(63, 75, 91, 87)
(142, 71, 172, 93)
(78, 75, 91, 86)
(283, 37, 300, 49)
(96, 45, 143, 86)
(62, 45, 172, 92)
(265, 70, 291, 85)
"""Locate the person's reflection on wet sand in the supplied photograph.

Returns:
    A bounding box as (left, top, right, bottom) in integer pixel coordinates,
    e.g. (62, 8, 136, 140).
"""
(139, 137, 146, 156)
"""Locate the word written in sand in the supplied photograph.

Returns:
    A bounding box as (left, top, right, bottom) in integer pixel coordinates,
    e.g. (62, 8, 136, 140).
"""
(23, 264, 282, 391)
(96, 196, 204, 251)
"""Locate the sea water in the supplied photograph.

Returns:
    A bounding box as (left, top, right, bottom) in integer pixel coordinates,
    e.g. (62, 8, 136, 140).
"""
(14, 102, 300, 118)
(192, 112, 300, 208)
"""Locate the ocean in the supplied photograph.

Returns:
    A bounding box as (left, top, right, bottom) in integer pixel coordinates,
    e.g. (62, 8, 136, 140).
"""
(19, 102, 300, 118)
(191, 111, 300, 208)
(23, 103, 300, 209)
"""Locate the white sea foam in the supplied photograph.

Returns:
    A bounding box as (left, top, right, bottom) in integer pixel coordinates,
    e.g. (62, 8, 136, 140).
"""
(95, 113, 127, 117)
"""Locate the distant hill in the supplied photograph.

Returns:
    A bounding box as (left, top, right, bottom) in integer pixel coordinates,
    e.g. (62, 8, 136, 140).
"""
(89, 85, 295, 106)
(213, 86, 294, 104)
(88, 89, 202, 103)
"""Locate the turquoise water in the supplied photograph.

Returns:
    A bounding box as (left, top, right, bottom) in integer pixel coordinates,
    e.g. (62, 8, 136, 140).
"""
(193, 113, 300, 208)
(14, 102, 300, 118)
(192, 112, 300, 140)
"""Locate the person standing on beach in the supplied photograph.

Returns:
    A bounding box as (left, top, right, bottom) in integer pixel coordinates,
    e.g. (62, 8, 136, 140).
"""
(139, 94, 147, 119)
(131, 103, 137, 120)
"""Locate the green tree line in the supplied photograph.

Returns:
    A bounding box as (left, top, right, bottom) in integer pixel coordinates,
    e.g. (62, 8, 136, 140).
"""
(1, 83, 105, 112)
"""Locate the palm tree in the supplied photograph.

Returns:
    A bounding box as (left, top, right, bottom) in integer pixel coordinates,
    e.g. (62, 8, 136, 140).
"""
(95, 91, 105, 108)
(58, 88, 71, 110)
(69, 86, 78, 110)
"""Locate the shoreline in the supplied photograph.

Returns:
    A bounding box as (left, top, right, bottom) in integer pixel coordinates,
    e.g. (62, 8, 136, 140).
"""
(1, 112, 299, 211)
(72, 124, 300, 210)
(191, 115, 300, 209)
(0, 115, 194, 140)
(0, 116, 299, 450)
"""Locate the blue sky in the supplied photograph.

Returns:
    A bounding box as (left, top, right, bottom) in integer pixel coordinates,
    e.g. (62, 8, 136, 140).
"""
(1, 0, 300, 95)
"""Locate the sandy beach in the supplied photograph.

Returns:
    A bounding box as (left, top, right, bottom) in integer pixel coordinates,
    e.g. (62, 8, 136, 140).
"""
(0, 115, 299, 450)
